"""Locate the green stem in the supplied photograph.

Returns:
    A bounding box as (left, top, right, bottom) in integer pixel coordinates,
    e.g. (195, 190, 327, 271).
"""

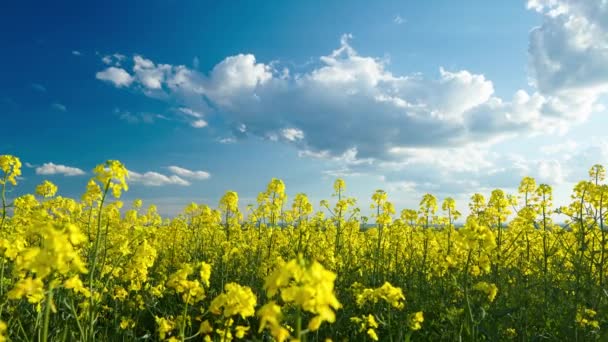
(88, 179, 111, 341)
(69, 298, 86, 339)
(42, 282, 55, 342)
(180, 297, 190, 341)
(0, 258, 4, 297)
(0, 177, 7, 231)
(296, 307, 302, 341)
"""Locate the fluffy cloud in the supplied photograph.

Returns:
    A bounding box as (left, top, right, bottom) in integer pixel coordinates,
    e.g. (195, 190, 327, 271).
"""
(526, 0, 608, 124)
(36, 163, 85, 176)
(95, 36, 522, 159)
(127, 166, 211, 186)
(94, 1, 608, 198)
(281, 128, 304, 141)
(528, 0, 608, 95)
(128, 170, 190, 186)
(167, 166, 211, 180)
(96, 67, 134, 87)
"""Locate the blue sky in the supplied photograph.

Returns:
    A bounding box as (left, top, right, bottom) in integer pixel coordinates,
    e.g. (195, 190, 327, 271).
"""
(1, 0, 608, 217)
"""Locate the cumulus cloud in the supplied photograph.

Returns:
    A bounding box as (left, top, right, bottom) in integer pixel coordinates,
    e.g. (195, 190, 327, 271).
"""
(528, 0, 608, 94)
(95, 35, 529, 160)
(95, 0, 608, 165)
(527, 0, 608, 123)
(93, 2, 608, 199)
(36, 162, 85, 176)
(127, 165, 211, 186)
(128, 170, 190, 186)
(167, 166, 211, 180)
(96, 67, 134, 87)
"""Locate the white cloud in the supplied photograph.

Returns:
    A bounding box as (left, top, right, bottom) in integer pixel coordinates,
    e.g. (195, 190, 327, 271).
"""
(177, 107, 208, 128)
(129, 170, 190, 186)
(178, 107, 204, 118)
(102, 53, 126, 65)
(72, 50, 81, 56)
(191, 120, 208, 128)
(51, 103, 67, 112)
(95, 2, 608, 172)
(527, 0, 608, 123)
(393, 15, 405, 25)
(36, 163, 85, 176)
(167, 166, 211, 180)
(95, 36, 515, 160)
(133, 55, 170, 89)
(281, 128, 304, 141)
(116, 109, 166, 124)
(537, 159, 566, 184)
(385, 144, 496, 173)
(96, 67, 134, 87)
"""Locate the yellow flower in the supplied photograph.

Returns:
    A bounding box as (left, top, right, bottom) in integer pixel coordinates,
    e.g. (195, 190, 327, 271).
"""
(199, 320, 213, 334)
(576, 307, 600, 329)
(356, 282, 405, 309)
(0, 155, 22, 186)
(0, 320, 7, 342)
(264, 258, 341, 331)
(367, 328, 379, 341)
(93, 160, 129, 199)
(7, 277, 45, 303)
(64, 275, 91, 298)
(351, 314, 380, 340)
(113, 286, 128, 301)
(210, 283, 257, 319)
(199, 262, 212, 287)
(35, 180, 58, 198)
(219, 191, 239, 213)
(258, 302, 291, 342)
(235, 325, 250, 339)
(120, 318, 135, 330)
(473, 282, 498, 303)
(155, 316, 175, 340)
(166, 263, 206, 303)
(408, 311, 424, 331)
